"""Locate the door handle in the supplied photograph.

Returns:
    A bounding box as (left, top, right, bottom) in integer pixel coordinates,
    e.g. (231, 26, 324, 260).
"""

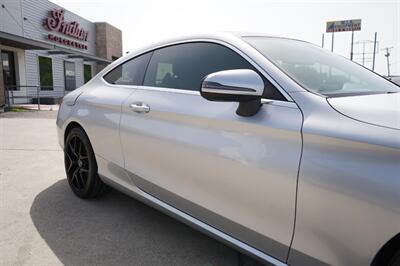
(129, 102, 150, 113)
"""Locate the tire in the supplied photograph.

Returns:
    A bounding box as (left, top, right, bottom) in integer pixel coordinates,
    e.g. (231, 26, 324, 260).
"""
(64, 127, 107, 198)
(389, 250, 400, 266)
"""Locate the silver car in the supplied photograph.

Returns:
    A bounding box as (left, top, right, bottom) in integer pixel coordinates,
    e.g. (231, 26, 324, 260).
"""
(56, 33, 400, 266)
(388, 76, 400, 86)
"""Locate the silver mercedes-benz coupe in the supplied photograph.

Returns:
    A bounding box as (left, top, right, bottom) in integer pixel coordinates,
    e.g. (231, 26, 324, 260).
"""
(56, 32, 400, 266)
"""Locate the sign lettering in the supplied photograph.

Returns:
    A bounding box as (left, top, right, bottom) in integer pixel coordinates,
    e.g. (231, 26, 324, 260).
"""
(43, 9, 89, 50)
(326, 19, 362, 33)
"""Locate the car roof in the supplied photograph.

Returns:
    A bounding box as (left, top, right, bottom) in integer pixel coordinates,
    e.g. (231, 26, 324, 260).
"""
(111, 32, 303, 67)
(104, 32, 254, 71)
(127, 32, 254, 55)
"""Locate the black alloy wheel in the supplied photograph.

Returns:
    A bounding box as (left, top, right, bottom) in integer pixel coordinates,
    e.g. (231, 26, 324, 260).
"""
(64, 127, 107, 198)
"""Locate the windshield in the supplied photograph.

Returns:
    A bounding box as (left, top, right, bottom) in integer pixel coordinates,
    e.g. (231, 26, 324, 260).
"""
(243, 37, 400, 97)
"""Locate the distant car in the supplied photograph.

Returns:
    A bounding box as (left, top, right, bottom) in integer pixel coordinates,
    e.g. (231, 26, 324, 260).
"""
(56, 33, 400, 266)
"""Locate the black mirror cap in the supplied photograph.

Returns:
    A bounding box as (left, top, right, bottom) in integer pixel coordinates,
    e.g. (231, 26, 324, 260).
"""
(200, 90, 261, 102)
(201, 89, 262, 117)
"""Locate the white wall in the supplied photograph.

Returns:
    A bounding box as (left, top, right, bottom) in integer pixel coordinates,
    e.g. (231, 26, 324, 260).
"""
(0, 0, 23, 36)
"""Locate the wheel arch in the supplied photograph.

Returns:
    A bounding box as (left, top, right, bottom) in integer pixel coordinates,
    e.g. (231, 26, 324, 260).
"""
(372, 233, 400, 266)
(64, 121, 87, 144)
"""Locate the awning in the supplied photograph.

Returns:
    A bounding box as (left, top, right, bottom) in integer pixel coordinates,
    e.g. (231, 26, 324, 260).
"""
(0, 31, 53, 50)
(0, 31, 111, 64)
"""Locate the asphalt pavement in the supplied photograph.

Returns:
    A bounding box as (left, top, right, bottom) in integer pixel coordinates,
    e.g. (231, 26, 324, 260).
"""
(0, 110, 265, 266)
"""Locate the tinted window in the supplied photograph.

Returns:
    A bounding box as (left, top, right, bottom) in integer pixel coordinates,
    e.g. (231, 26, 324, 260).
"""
(143, 42, 256, 91)
(103, 52, 151, 85)
(84, 64, 92, 84)
(38, 56, 53, 90)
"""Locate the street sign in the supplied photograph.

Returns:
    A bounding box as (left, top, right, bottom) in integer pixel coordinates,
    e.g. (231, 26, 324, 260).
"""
(326, 19, 362, 33)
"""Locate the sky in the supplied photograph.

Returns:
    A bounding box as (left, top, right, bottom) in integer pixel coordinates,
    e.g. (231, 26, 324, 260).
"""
(52, 0, 400, 76)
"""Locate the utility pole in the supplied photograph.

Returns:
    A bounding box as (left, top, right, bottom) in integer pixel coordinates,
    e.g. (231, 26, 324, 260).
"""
(372, 32, 377, 71)
(382, 47, 393, 77)
(362, 41, 366, 66)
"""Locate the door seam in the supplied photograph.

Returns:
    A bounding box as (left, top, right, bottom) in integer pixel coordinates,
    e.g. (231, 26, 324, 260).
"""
(286, 104, 305, 263)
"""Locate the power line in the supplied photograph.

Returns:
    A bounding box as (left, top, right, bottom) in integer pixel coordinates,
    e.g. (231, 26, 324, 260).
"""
(353, 39, 379, 68)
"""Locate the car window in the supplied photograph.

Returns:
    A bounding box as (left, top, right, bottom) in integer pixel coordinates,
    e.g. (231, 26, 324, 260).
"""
(103, 52, 152, 85)
(244, 37, 400, 97)
(143, 42, 256, 91)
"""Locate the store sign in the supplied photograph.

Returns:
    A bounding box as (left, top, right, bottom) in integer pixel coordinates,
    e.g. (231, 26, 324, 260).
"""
(47, 34, 88, 50)
(43, 9, 89, 50)
(326, 19, 362, 33)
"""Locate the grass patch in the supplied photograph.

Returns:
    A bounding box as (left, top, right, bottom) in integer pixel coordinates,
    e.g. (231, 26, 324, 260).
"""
(7, 106, 30, 112)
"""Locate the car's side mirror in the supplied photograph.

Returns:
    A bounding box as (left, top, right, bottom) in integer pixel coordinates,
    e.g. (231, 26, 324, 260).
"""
(200, 69, 264, 117)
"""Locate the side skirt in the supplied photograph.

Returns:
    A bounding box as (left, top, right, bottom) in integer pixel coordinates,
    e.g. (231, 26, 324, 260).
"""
(99, 174, 288, 266)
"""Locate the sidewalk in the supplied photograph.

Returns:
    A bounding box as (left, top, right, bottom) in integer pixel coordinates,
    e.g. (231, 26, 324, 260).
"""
(6, 104, 60, 111)
(0, 108, 58, 119)
(18, 104, 60, 111)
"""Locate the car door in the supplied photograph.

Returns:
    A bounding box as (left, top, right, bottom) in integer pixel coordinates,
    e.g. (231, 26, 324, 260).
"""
(119, 42, 303, 261)
(80, 52, 151, 179)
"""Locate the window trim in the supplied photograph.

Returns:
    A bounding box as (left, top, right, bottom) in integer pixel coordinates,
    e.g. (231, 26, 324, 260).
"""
(135, 85, 200, 95)
(134, 85, 297, 109)
(101, 38, 293, 102)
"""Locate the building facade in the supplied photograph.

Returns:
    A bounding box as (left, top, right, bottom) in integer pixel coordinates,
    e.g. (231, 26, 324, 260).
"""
(0, 0, 122, 107)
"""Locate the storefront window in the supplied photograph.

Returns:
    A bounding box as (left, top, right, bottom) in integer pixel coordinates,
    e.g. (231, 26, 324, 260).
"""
(84, 64, 92, 84)
(64, 61, 76, 91)
(38, 56, 53, 90)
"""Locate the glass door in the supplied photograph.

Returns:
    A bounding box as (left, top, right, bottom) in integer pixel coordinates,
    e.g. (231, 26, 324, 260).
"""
(1, 50, 17, 90)
(64, 61, 76, 91)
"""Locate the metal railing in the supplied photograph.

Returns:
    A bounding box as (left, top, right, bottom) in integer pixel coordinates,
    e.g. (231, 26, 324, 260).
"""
(5, 85, 68, 110)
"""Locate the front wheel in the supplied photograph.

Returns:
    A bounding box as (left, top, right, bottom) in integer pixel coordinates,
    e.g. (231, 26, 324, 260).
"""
(64, 127, 107, 198)
(389, 250, 400, 266)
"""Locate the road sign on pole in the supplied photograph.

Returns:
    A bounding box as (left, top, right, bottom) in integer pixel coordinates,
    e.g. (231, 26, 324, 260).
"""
(325, 19, 362, 55)
(326, 19, 362, 33)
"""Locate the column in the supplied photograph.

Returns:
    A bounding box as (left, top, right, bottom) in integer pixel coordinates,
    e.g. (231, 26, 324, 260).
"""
(0, 48, 5, 109)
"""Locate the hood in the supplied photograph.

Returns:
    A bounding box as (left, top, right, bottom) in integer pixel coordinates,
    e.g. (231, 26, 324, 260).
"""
(327, 93, 400, 130)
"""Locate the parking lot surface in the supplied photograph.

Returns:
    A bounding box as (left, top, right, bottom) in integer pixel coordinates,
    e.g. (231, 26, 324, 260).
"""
(0, 110, 264, 266)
